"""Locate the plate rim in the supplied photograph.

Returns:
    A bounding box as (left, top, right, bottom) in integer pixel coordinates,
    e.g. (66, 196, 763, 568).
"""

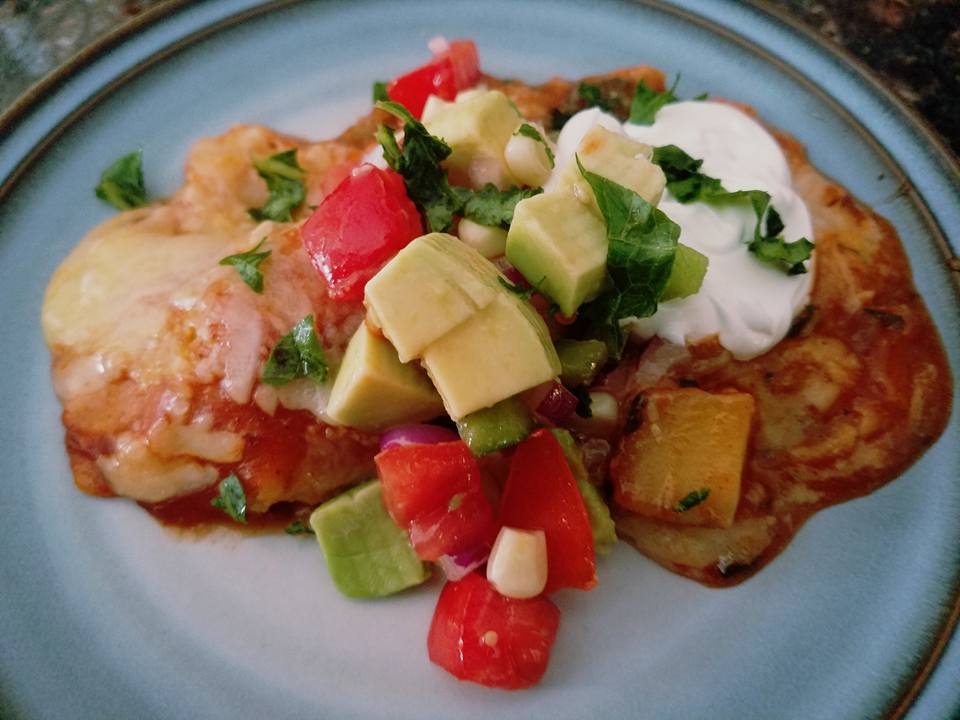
(0, 0, 957, 717)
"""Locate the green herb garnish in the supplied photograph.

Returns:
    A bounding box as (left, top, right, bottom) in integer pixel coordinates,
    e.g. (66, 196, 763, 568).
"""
(376, 100, 464, 231)
(578, 82, 612, 111)
(674, 488, 710, 513)
(210, 474, 248, 524)
(498, 276, 536, 300)
(372, 80, 389, 103)
(629, 76, 679, 125)
(219, 239, 271, 293)
(95, 150, 148, 210)
(652, 144, 813, 274)
(651, 144, 725, 202)
(261, 315, 328, 385)
(248, 149, 306, 222)
(462, 183, 542, 228)
(285, 520, 314, 535)
(376, 101, 542, 231)
(515, 123, 555, 167)
(576, 156, 682, 358)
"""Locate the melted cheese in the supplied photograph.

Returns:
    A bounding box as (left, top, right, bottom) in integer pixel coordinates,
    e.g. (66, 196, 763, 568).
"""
(42, 207, 235, 392)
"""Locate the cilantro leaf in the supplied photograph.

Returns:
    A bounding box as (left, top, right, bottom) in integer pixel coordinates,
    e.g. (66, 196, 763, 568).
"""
(462, 184, 542, 228)
(261, 315, 328, 385)
(285, 520, 314, 535)
(749, 235, 816, 275)
(498, 276, 536, 300)
(372, 80, 389, 103)
(210, 474, 248, 524)
(629, 76, 679, 125)
(651, 144, 814, 274)
(376, 100, 464, 231)
(95, 150, 148, 210)
(376, 102, 542, 231)
(577, 157, 681, 357)
(652, 144, 725, 202)
(674, 488, 710, 513)
(578, 82, 612, 111)
(515, 123, 555, 167)
(248, 149, 306, 222)
(709, 189, 814, 274)
(219, 239, 271, 293)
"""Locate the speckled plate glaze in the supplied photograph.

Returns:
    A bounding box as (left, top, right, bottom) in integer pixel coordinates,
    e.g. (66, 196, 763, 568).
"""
(1, 1, 957, 718)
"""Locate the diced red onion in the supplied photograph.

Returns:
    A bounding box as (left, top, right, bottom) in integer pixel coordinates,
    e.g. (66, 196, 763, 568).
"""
(629, 339, 691, 392)
(427, 35, 451, 55)
(502, 266, 531, 288)
(581, 438, 612, 484)
(379, 424, 459, 451)
(536, 381, 578, 425)
(437, 544, 490, 582)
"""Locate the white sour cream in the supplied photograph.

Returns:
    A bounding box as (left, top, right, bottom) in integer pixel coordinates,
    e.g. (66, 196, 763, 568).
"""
(551, 101, 814, 360)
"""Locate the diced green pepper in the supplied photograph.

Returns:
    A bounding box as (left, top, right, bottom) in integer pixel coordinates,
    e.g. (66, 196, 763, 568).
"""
(555, 339, 609, 387)
(456, 395, 534, 456)
(660, 244, 708, 302)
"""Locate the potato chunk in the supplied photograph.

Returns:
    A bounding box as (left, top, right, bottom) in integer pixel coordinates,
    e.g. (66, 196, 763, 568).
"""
(611, 388, 755, 528)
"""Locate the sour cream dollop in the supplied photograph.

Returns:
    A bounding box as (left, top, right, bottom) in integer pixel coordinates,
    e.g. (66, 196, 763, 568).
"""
(550, 101, 814, 360)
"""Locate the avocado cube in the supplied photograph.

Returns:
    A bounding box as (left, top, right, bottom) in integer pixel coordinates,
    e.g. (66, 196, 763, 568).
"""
(327, 323, 444, 431)
(422, 293, 561, 420)
(310, 480, 429, 598)
(506, 192, 609, 317)
(424, 90, 522, 189)
(611, 389, 755, 529)
(557, 125, 666, 212)
(364, 233, 500, 362)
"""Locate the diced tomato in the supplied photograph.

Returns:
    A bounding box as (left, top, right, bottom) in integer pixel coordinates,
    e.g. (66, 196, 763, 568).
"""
(300, 164, 422, 301)
(376, 441, 495, 561)
(385, 39, 481, 118)
(499, 429, 597, 592)
(427, 572, 560, 689)
(407, 489, 493, 562)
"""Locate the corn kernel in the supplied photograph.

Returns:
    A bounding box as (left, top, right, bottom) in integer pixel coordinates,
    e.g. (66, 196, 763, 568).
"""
(486, 526, 548, 599)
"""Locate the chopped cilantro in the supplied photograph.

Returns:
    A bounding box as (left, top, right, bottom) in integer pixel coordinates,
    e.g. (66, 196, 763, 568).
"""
(95, 150, 148, 210)
(651, 144, 813, 274)
(248, 149, 306, 222)
(651, 144, 724, 202)
(376, 101, 542, 231)
(261, 315, 328, 385)
(210, 474, 248, 524)
(376, 100, 463, 231)
(515, 123, 555, 167)
(749, 233, 816, 275)
(577, 156, 682, 358)
(578, 82, 612, 111)
(674, 488, 710, 513)
(629, 76, 679, 125)
(498, 276, 535, 300)
(372, 80, 389, 103)
(219, 239, 271, 293)
(285, 520, 314, 535)
(462, 184, 542, 228)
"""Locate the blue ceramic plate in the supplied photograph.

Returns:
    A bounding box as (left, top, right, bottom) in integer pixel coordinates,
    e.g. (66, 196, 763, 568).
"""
(1, 1, 957, 718)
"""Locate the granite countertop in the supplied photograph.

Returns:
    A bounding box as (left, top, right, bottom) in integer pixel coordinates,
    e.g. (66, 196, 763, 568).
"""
(1, 0, 958, 156)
